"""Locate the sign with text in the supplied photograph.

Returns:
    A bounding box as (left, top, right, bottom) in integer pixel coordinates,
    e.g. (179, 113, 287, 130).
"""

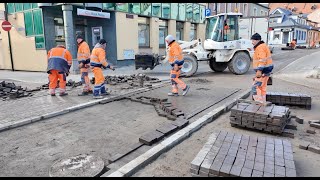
(77, 8, 110, 19)
(0, 10, 4, 20)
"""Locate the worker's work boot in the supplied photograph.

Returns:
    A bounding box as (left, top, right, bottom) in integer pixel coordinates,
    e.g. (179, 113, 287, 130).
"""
(78, 91, 89, 96)
(59, 92, 68, 96)
(101, 92, 110, 96)
(168, 92, 179, 96)
(182, 85, 190, 96)
(93, 95, 103, 99)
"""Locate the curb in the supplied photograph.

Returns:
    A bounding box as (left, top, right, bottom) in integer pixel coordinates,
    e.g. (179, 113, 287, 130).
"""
(0, 81, 170, 133)
(104, 89, 251, 177)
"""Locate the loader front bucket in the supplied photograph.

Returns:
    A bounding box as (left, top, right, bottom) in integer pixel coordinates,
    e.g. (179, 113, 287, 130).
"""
(135, 54, 159, 70)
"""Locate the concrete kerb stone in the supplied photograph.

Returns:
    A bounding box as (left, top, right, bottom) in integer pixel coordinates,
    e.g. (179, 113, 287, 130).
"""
(104, 89, 251, 177)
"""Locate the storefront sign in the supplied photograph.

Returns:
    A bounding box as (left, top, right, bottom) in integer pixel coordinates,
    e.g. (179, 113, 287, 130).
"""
(77, 8, 110, 19)
(281, 28, 293, 32)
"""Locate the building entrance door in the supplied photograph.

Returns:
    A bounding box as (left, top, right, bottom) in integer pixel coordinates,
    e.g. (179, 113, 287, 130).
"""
(282, 32, 289, 44)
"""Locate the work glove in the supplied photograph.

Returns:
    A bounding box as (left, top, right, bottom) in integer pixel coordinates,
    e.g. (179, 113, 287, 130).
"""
(110, 66, 115, 71)
(173, 64, 179, 71)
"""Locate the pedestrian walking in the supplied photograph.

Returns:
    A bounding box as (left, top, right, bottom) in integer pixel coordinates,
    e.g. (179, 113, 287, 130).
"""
(250, 33, 274, 105)
(90, 39, 115, 99)
(47, 45, 72, 96)
(165, 35, 190, 96)
(76, 35, 93, 96)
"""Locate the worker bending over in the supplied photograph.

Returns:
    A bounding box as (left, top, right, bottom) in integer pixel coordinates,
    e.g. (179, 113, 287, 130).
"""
(47, 45, 72, 96)
(90, 39, 114, 99)
(76, 35, 92, 96)
(165, 35, 190, 96)
(250, 33, 274, 105)
(290, 39, 297, 49)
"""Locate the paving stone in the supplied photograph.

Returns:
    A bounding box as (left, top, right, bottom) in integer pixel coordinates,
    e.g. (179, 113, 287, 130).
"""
(156, 123, 178, 136)
(308, 145, 320, 154)
(264, 163, 275, 174)
(190, 168, 199, 175)
(264, 156, 274, 165)
(299, 141, 311, 150)
(285, 167, 297, 177)
(139, 130, 165, 145)
(308, 120, 320, 124)
(263, 172, 274, 177)
(170, 118, 189, 129)
(229, 165, 242, 177)
(200, 158, 215, 173)
(275, 158, 285, 167)
(284, 159, 295, 169)
(243, 160, 254, 169)
(253, 161, 264, 172)
(282, 129, 295, 138)
(209, 159, 223, 176)
(219, 163, 233, 177)
(275, 165, 286, 176)
(306, 129, 316, 134)
(251, 170, 263, 177)
(310, 123, 320, 129)
(198, 170, 209, 177)
(239, 167, 252, 177)
(255, 154, 265, 163)
(284, 152, 294, 161)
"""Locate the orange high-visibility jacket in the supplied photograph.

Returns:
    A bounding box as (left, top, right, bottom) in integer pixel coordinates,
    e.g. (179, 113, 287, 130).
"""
(77, 41, 90, 63)
(90, 43, 108, 68)
(168, 41, 183, 64)
(252, 42, 273, 72)
(290, 40, 297, 48)
(47, 47, 72, 73)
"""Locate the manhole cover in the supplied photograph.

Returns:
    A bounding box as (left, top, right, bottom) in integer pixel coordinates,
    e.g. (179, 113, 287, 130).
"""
(49, 154, 105, 177)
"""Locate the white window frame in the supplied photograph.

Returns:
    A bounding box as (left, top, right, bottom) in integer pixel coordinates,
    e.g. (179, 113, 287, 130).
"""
(243, 3, 248, 17)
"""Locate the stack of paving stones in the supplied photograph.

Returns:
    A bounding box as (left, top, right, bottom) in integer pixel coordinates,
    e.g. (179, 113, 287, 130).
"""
(128, 96, 189, 146)
(190, 130, 297, 177)
(90, 74, 160, 86)
(230, 102, 291, 134)
(266, 92, 312, 110)
(0, 81, 33, 100)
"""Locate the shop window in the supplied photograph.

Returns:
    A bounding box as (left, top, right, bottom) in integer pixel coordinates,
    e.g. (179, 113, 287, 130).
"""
(32, 3, 38, 9)
(159, 20, 168, 48)
(178, 4, 186, 21)
(199, 5, 206, 23)
(176, 21, 184, 41)
(23, 3, 32, 10)
(35, 35, 45, 49)
(116, 3, 129, 12)
(186, 3, 193, 22)
(152, 3, 161, 17)
(129, 3, 140, 14)
(24, 11, 34, 36)
(103, 3, 116, 10)
(7, 3, 15, 14)
(140, 3, 151, 16)
(138, 17, 150, 47)
(161, 3, 170, 19)
(273, 33, 280, 40)
(190, 23, 197, 40)
(15, 3, 24, 12)
(192, 4, 200, 23)
(33, 9, 44, 35)
(171, 3, 178, 20)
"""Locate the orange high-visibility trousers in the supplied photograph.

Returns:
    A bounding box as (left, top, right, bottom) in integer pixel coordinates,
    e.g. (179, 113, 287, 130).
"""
(92, 67, 106, 96)
(252, 76, 269, 103)
(80, 67, 92, 92)
(48, 69, 66, 94)
(170, 69, 186, 93)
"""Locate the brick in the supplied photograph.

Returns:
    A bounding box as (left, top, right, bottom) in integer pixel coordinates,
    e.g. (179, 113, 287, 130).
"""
(308, 145, 320, 154)
(299, 141, 310, 150)
(139, 130, 165, 145)
(306, 129, 316, 134)
(295, 117, 304, 124)
(275, 165, 286, 176)
(251, 170, 263, 177)
(219, 163, 233, 177)
(156, 123, 178, 136)
(263, 172, 274, 177)
(282, 129, 295, 138)
(170, 118, 189, 129)
(285, 167, 297, 177)
(308, 120, 320, 124)
(253, 162, 264, 172)
(239, 167, 252, 177)
(264, 163, 275, 174)
(310, 123, 320, 129)
(243, 160, 254, 169)
(284, 159, 295, 169)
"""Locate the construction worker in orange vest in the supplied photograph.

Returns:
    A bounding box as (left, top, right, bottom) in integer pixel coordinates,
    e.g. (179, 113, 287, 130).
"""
(165, 35, 190, 96)
(250, 33, 274, 105)
(290, 38, 297, 49)
(47, 45, 72, 96)
(76, 35, 93, 96)
(90, 39, 115, 99)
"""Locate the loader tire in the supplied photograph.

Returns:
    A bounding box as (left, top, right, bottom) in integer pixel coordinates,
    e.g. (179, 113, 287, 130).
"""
(181, 54, 198, 77)
(209, 58, 228, 72)
(228, 51, 251, 75)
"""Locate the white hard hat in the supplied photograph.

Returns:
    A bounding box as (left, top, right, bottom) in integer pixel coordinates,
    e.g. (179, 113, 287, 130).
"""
(165, 35, 175, 44)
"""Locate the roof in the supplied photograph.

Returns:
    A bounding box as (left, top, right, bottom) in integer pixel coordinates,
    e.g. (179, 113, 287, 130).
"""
(269, 3, 320, 14)
(254, 3, 270, 9)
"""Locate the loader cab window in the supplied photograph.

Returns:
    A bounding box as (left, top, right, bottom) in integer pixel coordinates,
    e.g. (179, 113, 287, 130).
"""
(224, 15, 239, 41)
(205, 15, 239, 42)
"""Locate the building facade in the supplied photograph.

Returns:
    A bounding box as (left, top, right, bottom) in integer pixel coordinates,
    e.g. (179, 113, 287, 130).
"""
(0, 3, 207, 72)
(207, 3, 269, 17)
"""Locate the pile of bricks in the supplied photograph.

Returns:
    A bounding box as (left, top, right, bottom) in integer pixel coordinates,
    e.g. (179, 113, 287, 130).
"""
(190, 130, 296, 177)
(91, 74, 160, 86)
(127, 96, 189, 146)
(230, 101, 291, 134)
(0, 81, 34, 100)
(266, 92, 312, 110)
